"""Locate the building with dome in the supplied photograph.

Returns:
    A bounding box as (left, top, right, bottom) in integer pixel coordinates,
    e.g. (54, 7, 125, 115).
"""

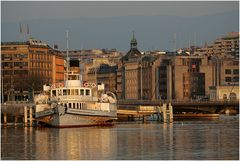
(117, 32, 158, 100)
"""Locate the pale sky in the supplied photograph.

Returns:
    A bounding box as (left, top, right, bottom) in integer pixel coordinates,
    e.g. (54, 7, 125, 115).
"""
(1, 1, 239, 51)
(2, 1, 238, 22)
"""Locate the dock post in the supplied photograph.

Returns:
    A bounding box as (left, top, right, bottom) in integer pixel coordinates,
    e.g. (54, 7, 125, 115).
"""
(14, 114, 18, 127)
(29, 107, 33, 127)
(168, 103, 173, 123)
(162, 103, 167, 123)
(4, 113, 7, 127)
(156, 106, 162, 122)
(24, 106, 28, 127)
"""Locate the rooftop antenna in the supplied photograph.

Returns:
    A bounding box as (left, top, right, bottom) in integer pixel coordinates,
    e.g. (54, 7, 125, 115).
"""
(188, 33, 191, 48)
(179, 32, 182, 49)
(169, 33, 176, 52)
(194, 32, 197, 52)
(174, 33, 177, 51)
(19, 22, 30, 41)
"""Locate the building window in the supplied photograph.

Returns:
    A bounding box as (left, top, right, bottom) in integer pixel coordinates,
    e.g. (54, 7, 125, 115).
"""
(233, 69, 239, 75)
(225, 69, 231, 74)
(233, 61, 239, 66)
(233, 77, 239, 82)
(225, 77, 231, 82)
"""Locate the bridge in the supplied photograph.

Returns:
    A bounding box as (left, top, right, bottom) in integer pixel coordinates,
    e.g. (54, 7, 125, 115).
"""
(117, 99, 239, 114)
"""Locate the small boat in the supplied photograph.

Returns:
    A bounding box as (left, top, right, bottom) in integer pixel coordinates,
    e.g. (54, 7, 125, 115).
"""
(34, 71, 117, 128)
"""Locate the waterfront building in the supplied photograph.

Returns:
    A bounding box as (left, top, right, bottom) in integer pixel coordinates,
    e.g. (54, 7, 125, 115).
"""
(1, 38, 64, 102)
(119, 33, 143, 100)
(87, 64, 117, 93)
(219, 57, 239, 85)
(195, 32, 239, 58)
(116, 33, 160, 100)
(171, 55, 213, 101)
(62, 48, 122, 65)
(209, 55, 239, 101)
(209, 85, 239, 101)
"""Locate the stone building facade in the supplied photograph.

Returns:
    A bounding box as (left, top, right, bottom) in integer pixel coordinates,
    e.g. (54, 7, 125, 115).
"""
(1, 39, 64, 102)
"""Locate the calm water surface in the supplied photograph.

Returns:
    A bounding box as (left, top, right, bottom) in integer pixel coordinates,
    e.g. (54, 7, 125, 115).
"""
(1, 115, 239, 160)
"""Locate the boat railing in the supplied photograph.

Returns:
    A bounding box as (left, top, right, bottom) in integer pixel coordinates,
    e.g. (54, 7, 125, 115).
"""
(51, 95, 98, 102)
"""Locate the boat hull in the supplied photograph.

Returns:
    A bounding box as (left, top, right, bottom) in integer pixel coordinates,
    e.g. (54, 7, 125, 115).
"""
(36, 105, 117, 128)
(51, 114, 116, 127)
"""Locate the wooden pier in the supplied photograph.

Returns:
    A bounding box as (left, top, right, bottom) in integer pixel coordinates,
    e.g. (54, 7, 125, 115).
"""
(1, 101, 35, 127)
(117, 103, 173, 123)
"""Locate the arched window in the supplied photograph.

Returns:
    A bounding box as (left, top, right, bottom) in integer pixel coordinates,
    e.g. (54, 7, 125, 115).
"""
(229, 92, 237, 100)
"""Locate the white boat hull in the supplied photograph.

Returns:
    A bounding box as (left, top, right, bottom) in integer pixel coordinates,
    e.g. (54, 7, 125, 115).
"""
(36, 105, 117, 128)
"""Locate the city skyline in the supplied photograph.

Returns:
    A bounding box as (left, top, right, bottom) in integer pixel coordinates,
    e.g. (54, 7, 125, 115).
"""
(2, 1, 239, 52)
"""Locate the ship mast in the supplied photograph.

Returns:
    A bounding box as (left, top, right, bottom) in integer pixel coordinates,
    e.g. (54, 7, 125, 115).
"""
(66, 30, 69, 80)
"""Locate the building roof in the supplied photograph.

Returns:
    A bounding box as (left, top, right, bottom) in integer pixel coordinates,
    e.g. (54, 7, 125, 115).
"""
(1, 41, 51, 49)
(88, 64, 117, 74)
(1, 42, 28, 45)
(122, 32, 142, 61)
(142, 55, 157, 63)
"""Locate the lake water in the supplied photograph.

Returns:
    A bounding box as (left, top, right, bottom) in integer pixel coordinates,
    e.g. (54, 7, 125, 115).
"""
(1, 115, 239, 160)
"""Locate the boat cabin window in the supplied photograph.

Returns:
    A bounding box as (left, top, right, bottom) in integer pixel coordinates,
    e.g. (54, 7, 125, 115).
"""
(70, 89, 74, 95)
(86, 89, 90, 96)
(58, 90, 62, 96)
(63, 89, 67, 95)
(80, 89, 84, 95)
(68, 75, 78, 80)
(75, 89, 79, 95)
(52, 90, 56, 96)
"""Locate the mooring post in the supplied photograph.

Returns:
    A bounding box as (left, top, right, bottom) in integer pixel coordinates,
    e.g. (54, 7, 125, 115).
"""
(14, 114, 18, 127)
(169, 103, 173, 123)
(24, 106, 28, 127)
(162, 103, 167, 123)
(29, 107, 33, 127)
(4, 112, 7, 126)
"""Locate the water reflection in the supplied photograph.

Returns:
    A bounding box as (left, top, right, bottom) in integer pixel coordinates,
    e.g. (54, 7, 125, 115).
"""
(115, 123, 174, 160)
(34, 127, 117, 160)
(1, 115, 239, 160)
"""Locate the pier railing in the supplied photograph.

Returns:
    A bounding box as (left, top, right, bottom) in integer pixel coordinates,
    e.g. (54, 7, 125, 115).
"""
(117, 99, 239, 107)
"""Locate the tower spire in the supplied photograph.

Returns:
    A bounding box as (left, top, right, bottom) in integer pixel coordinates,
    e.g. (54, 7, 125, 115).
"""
(131, 30, 137, 48)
